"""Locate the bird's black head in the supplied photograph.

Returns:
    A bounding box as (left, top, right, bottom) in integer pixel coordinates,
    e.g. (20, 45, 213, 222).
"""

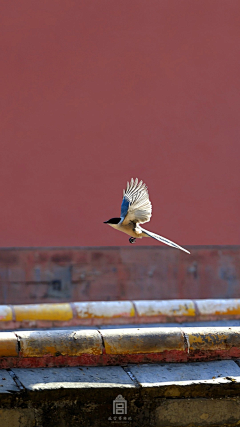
(104, 218, 121, 224)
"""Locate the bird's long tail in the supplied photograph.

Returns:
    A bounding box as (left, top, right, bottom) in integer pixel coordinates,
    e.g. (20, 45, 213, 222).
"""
(141, 228, 190, 254)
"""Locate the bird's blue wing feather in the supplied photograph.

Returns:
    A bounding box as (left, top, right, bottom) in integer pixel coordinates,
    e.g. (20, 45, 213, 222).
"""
(120, 178, 152, 224)
(121, 197, 130, 220)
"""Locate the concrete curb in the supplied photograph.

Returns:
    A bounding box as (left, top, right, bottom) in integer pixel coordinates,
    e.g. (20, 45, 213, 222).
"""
(1, 299, 240, 329)
(0, 326, 240, 368)
(2, 361, 240, 427)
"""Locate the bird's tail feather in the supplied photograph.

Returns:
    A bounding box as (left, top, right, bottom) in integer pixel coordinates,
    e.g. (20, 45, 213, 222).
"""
(141, 228, 190, 254)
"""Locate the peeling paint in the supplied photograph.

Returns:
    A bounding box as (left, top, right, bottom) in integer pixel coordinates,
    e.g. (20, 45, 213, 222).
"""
(196, 299, 240, 316)
(74, 301, 135, 319)
(134, 300, 196, 317)
(0, 299, 240, 329)
(0, 306, 12, 321)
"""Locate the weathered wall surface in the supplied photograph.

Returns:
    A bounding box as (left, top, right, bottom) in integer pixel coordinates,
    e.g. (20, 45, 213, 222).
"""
(0, 246, 239, 304)
(2, 361, 240, 427)
(1, 1, 240, 247)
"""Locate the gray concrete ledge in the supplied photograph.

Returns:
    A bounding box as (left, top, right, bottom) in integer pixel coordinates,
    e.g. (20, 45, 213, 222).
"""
(1, 360, 240, 426)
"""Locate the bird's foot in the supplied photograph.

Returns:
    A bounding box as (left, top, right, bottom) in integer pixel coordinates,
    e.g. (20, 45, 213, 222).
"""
(129, 237, 136, 244)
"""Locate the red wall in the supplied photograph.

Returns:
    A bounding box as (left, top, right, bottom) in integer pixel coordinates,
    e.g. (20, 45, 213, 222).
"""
(0, 246, 239, 304)
(0, 1, 240, 247)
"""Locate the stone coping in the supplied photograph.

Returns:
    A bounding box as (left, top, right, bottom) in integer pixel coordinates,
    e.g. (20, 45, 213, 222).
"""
(2, 361, 240, 426)
(0, 299, 240, 329)
(0, 326, 240, 368)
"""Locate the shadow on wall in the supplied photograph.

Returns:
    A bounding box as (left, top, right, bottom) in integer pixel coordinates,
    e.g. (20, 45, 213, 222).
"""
(0, 246, 239, 304)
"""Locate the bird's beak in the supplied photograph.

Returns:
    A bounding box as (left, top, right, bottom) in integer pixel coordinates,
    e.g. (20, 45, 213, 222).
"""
(103, 221, 108, 224)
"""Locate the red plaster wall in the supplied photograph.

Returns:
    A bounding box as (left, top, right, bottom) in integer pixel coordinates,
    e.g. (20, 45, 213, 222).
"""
(0, 246, 239, 304)
(0, 1, 240, 247)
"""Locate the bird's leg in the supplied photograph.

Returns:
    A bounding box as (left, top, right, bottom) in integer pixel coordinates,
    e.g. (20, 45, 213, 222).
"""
(129, 237, 136, 244)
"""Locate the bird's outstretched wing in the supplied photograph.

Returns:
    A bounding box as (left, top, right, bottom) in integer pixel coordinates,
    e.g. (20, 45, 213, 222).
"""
(141, 228, 190, 254)
(120, 178, 152, 225)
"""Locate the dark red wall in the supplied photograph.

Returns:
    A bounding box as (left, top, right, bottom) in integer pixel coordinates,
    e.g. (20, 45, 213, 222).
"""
(0, 1, 240, 247)
(0, 247, 239, 304)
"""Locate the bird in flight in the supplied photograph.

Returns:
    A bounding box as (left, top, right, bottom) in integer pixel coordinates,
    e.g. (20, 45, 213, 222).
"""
(104, 178, 190, 254)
